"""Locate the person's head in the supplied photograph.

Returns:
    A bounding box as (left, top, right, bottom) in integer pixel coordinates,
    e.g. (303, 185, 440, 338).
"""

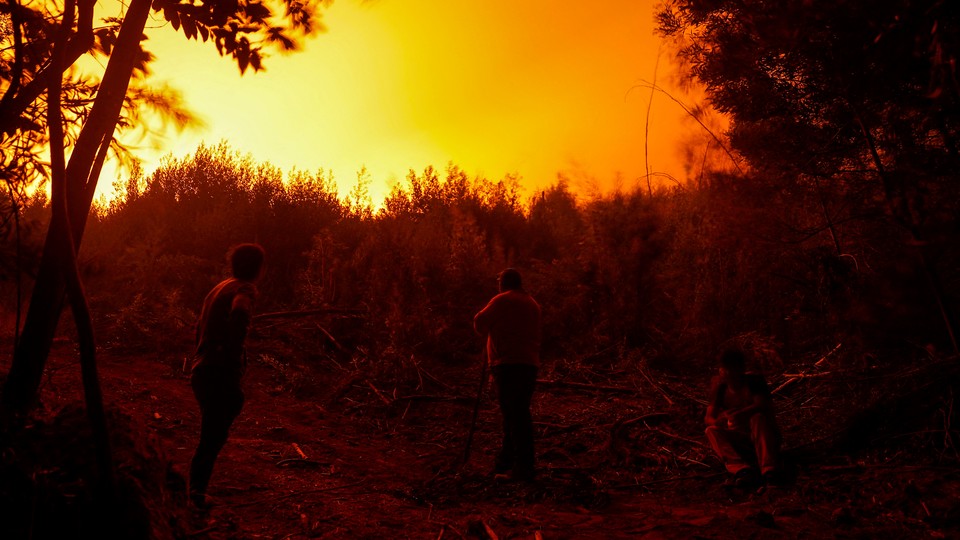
(229, 243, 265, 281)
(498, 268, 523, 292)
(719, 348, 747, 382)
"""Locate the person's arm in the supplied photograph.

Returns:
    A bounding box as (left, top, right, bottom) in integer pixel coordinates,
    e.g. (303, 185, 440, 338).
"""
(724, 393, 770, 424)
(704, 376, 724, 427)
(224, 290, 254, 359)
(724, 375, 772, 424)
(705, 403, 722, 427)
(473, 298, 497, 336)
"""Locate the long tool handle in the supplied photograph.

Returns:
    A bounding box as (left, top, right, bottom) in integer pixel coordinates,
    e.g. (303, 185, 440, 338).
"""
(462, 348, 489, 467)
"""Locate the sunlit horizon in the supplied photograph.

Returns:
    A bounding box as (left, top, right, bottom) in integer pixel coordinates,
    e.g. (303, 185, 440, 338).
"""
(95, 0, 708, 205)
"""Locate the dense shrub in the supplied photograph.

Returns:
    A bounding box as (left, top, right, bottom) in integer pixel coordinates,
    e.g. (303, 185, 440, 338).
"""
(4, 141, 956, 377)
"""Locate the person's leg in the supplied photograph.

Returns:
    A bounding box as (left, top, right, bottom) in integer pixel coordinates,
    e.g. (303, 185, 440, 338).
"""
(749, 413, 781, 475)
(705, 425, 754, 475)
(492, 365, 515, 473)
(190, 410, 230, 498)
(189, 377, 244, 502)
(512, 364, 538, 479)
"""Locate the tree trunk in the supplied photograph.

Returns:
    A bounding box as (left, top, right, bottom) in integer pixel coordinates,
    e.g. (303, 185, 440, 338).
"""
(46, 0, 115, 493)
(854, 111, 960, 355)
(1, 0, 153, 418)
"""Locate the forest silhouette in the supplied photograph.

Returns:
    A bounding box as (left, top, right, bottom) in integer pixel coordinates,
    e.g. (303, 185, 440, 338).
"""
(2, 0, 959, 538)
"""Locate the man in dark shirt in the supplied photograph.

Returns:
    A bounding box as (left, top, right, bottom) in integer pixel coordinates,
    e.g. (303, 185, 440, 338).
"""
(474, 268, 542, 481)
(704, 348, 781, 489)
(189, 243, 264, 507)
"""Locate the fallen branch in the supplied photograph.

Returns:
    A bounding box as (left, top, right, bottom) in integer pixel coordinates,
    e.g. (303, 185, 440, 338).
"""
(292, 443, 308, 459)
(420, 366, 456, 392)
(276, 458, 327, 468)
(367, 380, 393, 405)
(394, 394, 473, 405)
(185, 525, 220, 537)
(536, 422, 586, 439)
(228, 480, 367, 508)
(427, 521, 466, 540)
(536, 380, 637, 393)
(316, 323, 346, 353)
(771, 377, 800, 395)
(815, 343, 843, 367)
(646, 427, 709, 449)
(639, 367, 674, 406)
(253, 307, 366, 322)
(610, 413, 673, 451)
(658, 446, 711, 468)
(612, 412, 670, 432)
(483, 521, 499, 540)
(608, 471, 725, 490)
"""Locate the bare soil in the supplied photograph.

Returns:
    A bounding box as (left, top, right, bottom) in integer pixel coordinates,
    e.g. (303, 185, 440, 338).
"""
(5, 337, 960, 539)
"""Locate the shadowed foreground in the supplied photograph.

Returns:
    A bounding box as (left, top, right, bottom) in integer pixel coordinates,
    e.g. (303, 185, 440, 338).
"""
(2, 338, 957, 539)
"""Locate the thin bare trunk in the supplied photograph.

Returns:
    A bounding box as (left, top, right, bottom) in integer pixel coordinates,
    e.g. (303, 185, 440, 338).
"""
(46, 0, 114, 494)
(1, 0, 153, 417)
(813, 177, 843, 256)
(643, 47, 661, 197)
(854, 112, 959, 354)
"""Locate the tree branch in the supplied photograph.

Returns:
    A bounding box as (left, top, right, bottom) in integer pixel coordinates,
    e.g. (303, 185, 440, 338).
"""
(0, 2, 96, 136)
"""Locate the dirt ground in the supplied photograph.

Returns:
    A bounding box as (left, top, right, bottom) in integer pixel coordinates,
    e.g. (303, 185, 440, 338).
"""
(7, 337, 960, 539)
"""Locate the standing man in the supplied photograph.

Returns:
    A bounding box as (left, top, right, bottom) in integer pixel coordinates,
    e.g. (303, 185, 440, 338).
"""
(704, 348, 782, 489)
(189, 243, 265, 507)
(474, 268, 542, 482)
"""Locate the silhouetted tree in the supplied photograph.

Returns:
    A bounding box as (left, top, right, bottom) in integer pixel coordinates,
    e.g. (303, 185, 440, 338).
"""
(658, 0, 960, 351)
(2, 0, 331, 418)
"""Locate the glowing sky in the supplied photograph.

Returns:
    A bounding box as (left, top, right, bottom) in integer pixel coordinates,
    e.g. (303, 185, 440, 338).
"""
(105, 0, 700, 203)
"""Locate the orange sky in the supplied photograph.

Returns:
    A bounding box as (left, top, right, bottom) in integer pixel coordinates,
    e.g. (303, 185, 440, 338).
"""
(100, 0, 704, 204)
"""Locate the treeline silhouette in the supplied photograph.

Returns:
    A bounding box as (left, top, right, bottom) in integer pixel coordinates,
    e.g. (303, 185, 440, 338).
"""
(1, 140, 947, 376)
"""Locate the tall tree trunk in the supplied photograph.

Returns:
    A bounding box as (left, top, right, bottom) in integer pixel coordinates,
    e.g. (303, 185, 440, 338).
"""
(46, 0, 115, 494)
(854, 112, 960, 354)
(1, 0, 153, 418)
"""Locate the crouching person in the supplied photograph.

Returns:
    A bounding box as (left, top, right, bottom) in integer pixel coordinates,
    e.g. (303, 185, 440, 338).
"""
(704, 348, 782, 489)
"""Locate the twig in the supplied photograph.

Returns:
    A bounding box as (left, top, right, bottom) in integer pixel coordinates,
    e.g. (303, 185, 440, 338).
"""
(292, 442, 308, 459)
(315, 323, 346, 353)
(253, 307, 366, 322)
(227, 480, 366, 508)
(771, 377, 800, 395)
(482, 521, 499, 540)
(639, 367, 674, 406)
(646, 427, 709, 449)
(427, 521, 466, 539)
(815, 343, 842, 367)
(608, 471, 725, 490)
(185, 524, 219, 537)
(394, 394, 473, 405)
(276, 458, 327, 468)
(613, 412, 670, 431)
(367, 380, 393, 405)
(658, 446, 711, 468)
(420, 366, 456, 392)
(628, 80, 744, 174)
(537, 422, 586, 439)
(537, 380, 637, 393)
(643, 43, 662, 196)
